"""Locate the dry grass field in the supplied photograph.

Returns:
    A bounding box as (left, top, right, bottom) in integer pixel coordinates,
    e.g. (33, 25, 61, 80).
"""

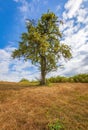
(0, 82, 88, 130)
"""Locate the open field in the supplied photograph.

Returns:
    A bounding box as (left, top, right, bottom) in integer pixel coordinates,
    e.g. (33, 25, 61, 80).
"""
(0, 82, 88, 130)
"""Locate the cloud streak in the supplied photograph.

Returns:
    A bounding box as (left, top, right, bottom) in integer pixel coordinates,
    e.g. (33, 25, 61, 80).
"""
(64, 0, 83, 19)
(55, 0, 88, 76)
(0, 47, 39, 82)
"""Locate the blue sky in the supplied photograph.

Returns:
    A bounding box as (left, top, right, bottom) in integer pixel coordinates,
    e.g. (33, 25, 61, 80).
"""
(0, 0, 66, 48)
(0, 0, 88, 81)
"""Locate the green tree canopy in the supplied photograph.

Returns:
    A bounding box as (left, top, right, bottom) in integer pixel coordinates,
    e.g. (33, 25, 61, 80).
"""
(12, 11, 72, 85)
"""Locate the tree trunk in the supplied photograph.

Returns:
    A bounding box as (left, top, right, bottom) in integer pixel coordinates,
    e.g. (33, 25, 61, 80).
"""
(40, 56, 46, 85)
(41, 69, 46, 85)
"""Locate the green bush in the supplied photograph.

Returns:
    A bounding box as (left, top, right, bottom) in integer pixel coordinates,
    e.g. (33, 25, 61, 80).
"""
(19, 74, 88, 84)
(48, 74, 88, 83)
(19, 78, 30, 83)
(72, 74, 88, 83)
(68, 77, 74, 82)
(48, 120, 64, 130)
(48, 76, 69, 83)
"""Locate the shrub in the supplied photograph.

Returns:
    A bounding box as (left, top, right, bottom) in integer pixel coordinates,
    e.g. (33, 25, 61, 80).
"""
(48, 76, 69, 83)
(19, 74, 88, 84)
(68, 77, 74, 82)
(19, 78, 30, 83)
(48, 74, 88, 83)
(72, 74, 88, 83)
(48, 120, 64, 130)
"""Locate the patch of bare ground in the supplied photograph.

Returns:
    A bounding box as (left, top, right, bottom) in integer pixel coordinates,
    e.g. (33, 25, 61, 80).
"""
(0, 82, 88, 130)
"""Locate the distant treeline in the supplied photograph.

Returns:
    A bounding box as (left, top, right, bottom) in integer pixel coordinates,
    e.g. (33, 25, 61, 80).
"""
(20, 74, 88, 83)
(48, 74, 88, 83)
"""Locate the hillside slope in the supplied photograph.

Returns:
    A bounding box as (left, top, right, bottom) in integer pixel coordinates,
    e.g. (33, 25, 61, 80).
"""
(0, 82, 88, 130)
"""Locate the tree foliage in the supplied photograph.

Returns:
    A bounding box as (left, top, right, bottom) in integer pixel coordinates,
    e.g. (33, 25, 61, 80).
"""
(12, 11, 72, 85)
(48, 74, 88, 83)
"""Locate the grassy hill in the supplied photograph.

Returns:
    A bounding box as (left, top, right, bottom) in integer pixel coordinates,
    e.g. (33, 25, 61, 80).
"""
(0, 82, 88, 130)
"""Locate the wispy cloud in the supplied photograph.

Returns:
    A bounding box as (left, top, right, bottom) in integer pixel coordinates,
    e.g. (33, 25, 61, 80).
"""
(15, 0, 30, 20)
(14, 0, 42, 21)
(0, 47, 39, 82)
(64, 0, 83, 19)
(56, 5, 61, 12)
(54, 0, 88, 76)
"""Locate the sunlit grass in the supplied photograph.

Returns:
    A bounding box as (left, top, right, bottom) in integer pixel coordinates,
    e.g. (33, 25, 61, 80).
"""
(0, 82, 88, 130)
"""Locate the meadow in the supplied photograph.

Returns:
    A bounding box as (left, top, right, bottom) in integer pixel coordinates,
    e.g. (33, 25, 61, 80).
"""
(0, 82, 88, 130)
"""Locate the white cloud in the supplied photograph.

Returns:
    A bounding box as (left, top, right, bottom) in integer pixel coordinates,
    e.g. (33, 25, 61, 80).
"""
(13, 0, 31, 21)
(0, 49, 11, 74)
(17, 0, 30, 20)
(19, 0, 29, 12)
(56, 5, 61, 12)
(77, 8, 88, 23)
(64, 0, 83, 19)
(0, 47, 39, 82)
(15, 0, 41, 21)
(49, 0, 88, 77)
(57, 0, 88, 76)
(19, 4, 29, 13)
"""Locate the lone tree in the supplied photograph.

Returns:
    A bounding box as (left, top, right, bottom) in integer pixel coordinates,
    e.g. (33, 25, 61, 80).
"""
(12, 11, 72, 85)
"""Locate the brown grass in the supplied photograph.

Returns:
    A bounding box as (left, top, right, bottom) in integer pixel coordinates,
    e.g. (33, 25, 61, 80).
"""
(0, 82, 88, 130)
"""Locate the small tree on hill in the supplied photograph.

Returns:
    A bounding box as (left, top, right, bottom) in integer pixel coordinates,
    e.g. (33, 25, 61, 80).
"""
(12, 11, 72, 85)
